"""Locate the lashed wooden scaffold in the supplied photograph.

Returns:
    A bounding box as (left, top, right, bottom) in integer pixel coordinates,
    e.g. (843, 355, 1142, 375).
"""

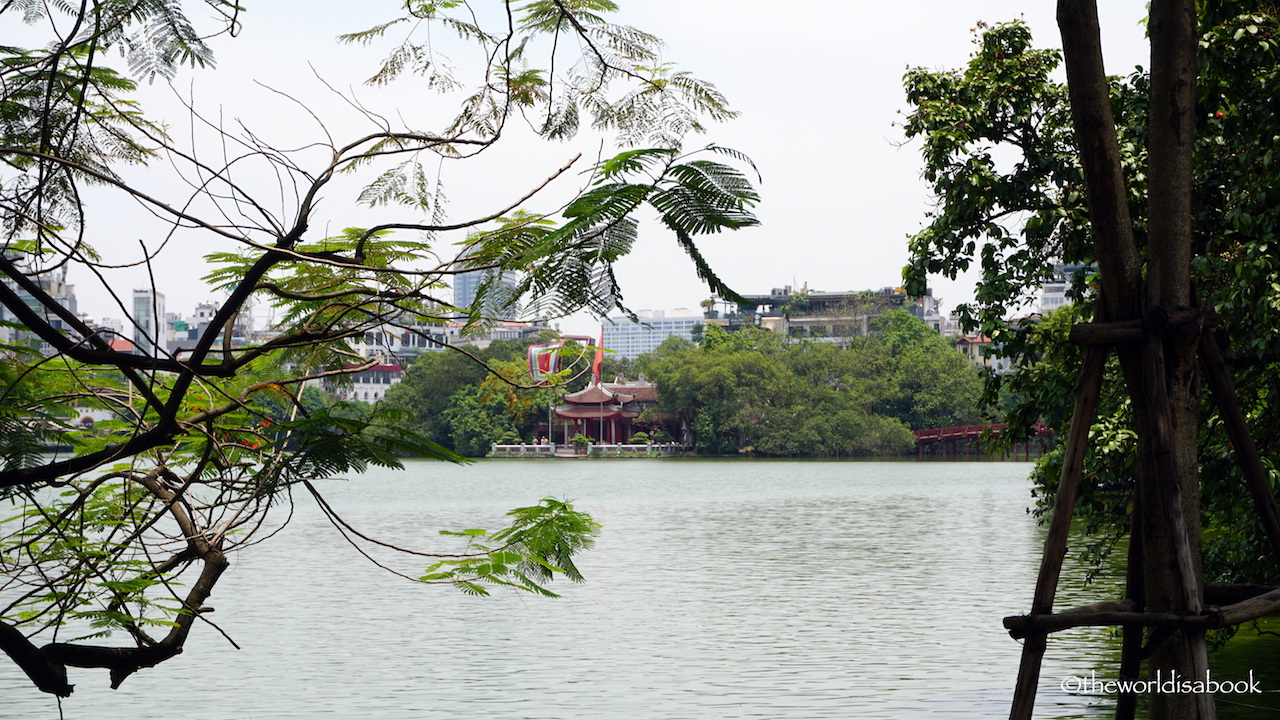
(1006, 2, 1280, 718)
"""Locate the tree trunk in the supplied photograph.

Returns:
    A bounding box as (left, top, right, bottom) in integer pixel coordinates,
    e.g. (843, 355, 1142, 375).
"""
(1144, 1, 1208, 717)
(1058, 0, 1209, 717)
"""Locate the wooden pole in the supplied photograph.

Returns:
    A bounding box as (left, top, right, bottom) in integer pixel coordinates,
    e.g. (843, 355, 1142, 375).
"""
(1116, 494, 1144, 720)
(1198, 330, 1280, 563)
(1010, 344, 1108, 720)
(1145, 0, 1213, 712)
(1068, 308, 1214, 345)
(1138, 323, 1214, 719)
(1004, 588, 1280, 636)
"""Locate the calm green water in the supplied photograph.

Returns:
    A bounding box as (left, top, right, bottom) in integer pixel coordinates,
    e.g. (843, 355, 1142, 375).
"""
(1, 459, 1275, 718)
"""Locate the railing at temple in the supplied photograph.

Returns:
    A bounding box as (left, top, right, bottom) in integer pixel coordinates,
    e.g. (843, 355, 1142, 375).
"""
(488, 443, 556, 457)
(488, 442, 688, 458)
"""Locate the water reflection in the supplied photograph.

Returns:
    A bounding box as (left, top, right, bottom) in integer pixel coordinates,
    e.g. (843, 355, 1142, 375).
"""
(0, 459, 1274, 719)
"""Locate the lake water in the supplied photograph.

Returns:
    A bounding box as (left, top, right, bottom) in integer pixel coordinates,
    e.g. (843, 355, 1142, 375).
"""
(1, 459, 1274, 718)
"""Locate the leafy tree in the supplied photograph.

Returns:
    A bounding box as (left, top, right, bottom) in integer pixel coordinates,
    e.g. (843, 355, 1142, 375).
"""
(637, 318, 975, 457)
(857, 310, 985, 430)
(381, 336, 611, 455)
(596, 350, 636, 385)
(0, 0, 758, 695)
(478, 359, 558, 434)
(381, 338, 545, 450)
(441, 384, 518, 456)
(904, 4, 1280, 716)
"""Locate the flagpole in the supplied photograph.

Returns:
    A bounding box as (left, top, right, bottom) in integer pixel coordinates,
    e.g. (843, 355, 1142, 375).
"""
(594, 326, 605, 443)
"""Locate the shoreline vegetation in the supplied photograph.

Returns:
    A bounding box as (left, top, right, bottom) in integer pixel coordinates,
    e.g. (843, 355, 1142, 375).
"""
(380, 310, 1000, 461)
(484, 443, 1047, 460)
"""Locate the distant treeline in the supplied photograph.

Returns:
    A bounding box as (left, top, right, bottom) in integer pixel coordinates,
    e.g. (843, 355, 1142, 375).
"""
(379, 310, 985, 457)
(635, 310, 984, 456)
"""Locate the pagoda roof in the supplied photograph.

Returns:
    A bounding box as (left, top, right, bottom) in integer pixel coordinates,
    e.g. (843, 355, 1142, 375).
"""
(562, 383, 632, 405)
(554, 405, 640, 420)
(604, 381, 657, 403)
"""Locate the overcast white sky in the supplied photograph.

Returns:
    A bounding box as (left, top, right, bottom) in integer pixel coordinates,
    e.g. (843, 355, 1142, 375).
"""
(69, 1, 1151, 334)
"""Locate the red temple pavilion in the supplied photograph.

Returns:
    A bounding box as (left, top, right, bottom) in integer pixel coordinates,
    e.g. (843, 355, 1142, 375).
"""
(553, 378, 660, 444)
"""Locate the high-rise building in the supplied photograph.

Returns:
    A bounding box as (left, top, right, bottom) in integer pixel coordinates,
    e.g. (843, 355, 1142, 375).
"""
(452, 265, 521, 321)
(0, 257, 79, 355)
(132, 290, 166, 356)
(602, 309, 703, 359)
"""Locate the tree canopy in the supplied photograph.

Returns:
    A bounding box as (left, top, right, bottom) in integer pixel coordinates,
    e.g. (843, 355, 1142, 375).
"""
(636, 311, 983, 456)
(0, 0, 758, 696)
(381, 337, 549, 456)
(905, 5, 1280, 588)
(904, 4, 1280, 716)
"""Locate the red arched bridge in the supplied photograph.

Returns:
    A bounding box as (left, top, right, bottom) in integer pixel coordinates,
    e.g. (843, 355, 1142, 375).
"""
(913, 422, 1053, 461)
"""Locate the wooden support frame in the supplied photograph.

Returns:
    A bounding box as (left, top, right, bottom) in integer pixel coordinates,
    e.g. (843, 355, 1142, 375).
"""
(1199, 331, 1280, 561)
(1010, 344, 1108, 720)
(1007, 315, 1280, 719)
(1068, 308, 1216, 346)
(1013, 1, 1272, 716)
(1005, 587, 1280, 637)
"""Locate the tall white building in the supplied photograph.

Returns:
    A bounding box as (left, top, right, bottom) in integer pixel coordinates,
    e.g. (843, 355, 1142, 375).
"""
(602, 309, 702, 359)
(132, 290, 166, 355)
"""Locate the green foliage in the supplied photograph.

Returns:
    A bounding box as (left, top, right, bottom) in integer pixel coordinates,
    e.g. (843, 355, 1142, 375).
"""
(2, 477, 185, 638)
(0, 1, 236, 249)
(463, 145, 759, 321)
(0, 0, 765, 693)
(345, 0, 734, 147)
(904, 9, 1280, 585)
(902, 21, 1114, 344)
(0, 350, 78, 476)
(422, 498, 599, 597)
(381, 338, 561, 456)
(637, 312, 981, 456)
(261, 402, 467, 488)
(441, 385, 518, 457)
(478, 359, 557, 428)
(861, 310, 988, 431)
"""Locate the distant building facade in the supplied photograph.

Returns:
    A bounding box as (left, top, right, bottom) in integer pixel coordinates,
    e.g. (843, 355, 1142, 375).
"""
(326, 363, 404, 403)
(954, 335, 1014, 373)
(706, 284, 940, 344)
(934, 311, 964, 338)
(350, 319, 556, 363)
(131, 290, 167, 356)
(602, 309, 702, 359)
(1039, 263, 1088, 314)
(0, 259, 80, 355)
(163, 300, 255, 358)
